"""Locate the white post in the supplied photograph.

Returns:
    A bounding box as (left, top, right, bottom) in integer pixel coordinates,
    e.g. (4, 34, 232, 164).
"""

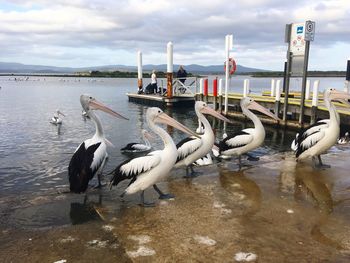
(275, 80, 281, 101)
(167, 42, 173, 73)
(305, 79, 311, 100)
(199, 78, 204, 95)
(219, 78, 223, 96)
(137, 51, 143, 90)
(137, 51, 142, 79)
(166, 42, 173, 98)
(344, 81, 349, 93)
(312, 80, 319, 107)
(224, 34, 233, 114)
(243, 79, 249, 97)
(270, 79, 276, 97)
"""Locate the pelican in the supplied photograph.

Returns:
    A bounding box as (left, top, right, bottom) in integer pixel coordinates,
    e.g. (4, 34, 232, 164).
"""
(120, 129, 152, 153)
(68, 95, 128, 193)
(218, 97, 279, 168)
(82, 110, 90, 120)
(50, 109, 65, 125)
(110, 107, 198, 206)
(291, 88, 350, 168)
(174, 101, 231, 177)
(338, 132, 349, 145)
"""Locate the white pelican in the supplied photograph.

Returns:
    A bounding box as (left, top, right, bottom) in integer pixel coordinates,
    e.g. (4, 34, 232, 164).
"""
(218, 97, 279, 168)
(82, 110, 90, 120)
(68, 94, 128, 193)
(120, 129, 152, 153)
(50, 109, 65, 125)
(291, 88, 350, 168)
(110, 107, 198, 206)
(174, 101, 231, 177)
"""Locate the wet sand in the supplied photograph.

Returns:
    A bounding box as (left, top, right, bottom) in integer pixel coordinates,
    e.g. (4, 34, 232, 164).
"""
(2, 149, 350, 262)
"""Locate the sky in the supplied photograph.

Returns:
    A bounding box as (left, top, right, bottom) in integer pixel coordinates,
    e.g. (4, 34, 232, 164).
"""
(0, 0, 349, 71)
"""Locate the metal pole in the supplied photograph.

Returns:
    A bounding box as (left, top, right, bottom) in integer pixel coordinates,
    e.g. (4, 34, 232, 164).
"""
(282, 61, 287, 93)
(299, 41, 310, 125)
(282, 53, 292, 122)
(224, 35, 233, 114)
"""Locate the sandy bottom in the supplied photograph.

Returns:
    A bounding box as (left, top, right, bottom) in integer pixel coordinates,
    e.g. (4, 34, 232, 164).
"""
(2, 148, 350, 262)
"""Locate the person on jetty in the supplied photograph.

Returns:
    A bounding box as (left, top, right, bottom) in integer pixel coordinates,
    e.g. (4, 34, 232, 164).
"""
(176, 65, 187, 84)
(151, 70, 157, 93)
(145, 70, 158, 94)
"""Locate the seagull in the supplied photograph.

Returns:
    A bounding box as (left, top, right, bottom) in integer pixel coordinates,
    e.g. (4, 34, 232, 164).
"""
(68, 94, 128, 193)
(291, 88, 350, 168)
(50, 109, 65, 125)
(174, 101, 231, 177)
(218, 97, 279, 168)
(110, 107, 198, 206)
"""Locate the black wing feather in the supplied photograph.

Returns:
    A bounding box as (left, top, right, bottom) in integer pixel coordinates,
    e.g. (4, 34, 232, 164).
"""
(110, 158, 135, 187)
(121, 143, 137, 151)
(68, 142, 102, 193)
(296, 121, 327, 146)
(219, 131, 250, 153)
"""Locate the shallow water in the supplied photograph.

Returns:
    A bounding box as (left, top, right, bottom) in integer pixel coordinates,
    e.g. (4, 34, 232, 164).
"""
(1, 76, 350, 262)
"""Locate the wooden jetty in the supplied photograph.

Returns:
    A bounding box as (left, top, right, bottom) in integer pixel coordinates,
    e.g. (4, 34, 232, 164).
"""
(201, 92, 350, 129)
(127, 93, 195, 108)
(126, 75, 350, 129)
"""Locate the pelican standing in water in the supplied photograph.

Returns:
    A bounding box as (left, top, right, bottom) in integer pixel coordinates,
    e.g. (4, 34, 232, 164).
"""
(120, 129, 152, 153)
(110, 107, 198, 206)
(50, 109, 65, 125)
(291, 88, 350, 168)
(68, 95, 128, 193)
(218, 97, 279, 168)
(174, 101, 231, 177)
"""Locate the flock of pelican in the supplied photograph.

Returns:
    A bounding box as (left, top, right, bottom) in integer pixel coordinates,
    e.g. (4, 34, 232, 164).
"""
(66, 88, 350, 206)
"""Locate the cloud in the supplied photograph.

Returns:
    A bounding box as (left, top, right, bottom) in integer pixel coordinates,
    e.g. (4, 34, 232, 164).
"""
(0, 0, 349, 70)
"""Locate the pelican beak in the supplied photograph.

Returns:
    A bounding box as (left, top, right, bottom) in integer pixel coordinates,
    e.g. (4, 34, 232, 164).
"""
(248, 101, 280, 121)
(156, 113, 200, 138)
(201, 106, 232, 123)
(89, 99, 129, 120)
(330, 90, 350, 106)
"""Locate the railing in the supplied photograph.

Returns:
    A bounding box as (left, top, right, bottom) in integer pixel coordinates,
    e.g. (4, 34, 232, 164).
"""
(172, 77, 197, 97)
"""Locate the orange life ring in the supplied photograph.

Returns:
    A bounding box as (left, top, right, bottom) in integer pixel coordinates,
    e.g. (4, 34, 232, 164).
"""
(224, 58, 237, 75)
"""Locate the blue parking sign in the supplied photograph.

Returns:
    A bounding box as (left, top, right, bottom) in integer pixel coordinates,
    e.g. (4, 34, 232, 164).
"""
(297, 26, 303, 34)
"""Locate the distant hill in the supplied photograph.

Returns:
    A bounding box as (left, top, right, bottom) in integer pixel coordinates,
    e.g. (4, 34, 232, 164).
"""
(0, 61, 267, 74)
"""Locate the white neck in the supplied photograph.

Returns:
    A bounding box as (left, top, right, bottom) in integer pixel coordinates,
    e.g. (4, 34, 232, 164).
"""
(324, 94, 340, 125)
(242, 106, 264, 131)
(88, 110, 104, 137)
(142, 133, 151, 147)
(148, 119, 176, 153)
(196, 108, 214, 143)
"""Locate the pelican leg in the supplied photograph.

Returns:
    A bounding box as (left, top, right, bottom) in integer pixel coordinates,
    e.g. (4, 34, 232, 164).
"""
(238, 155, 242, 171)
(184, 164, 200, 178)
(153, 184, 175, 200)
(317, 155, 331, 168)
(94, 156, 108, 188)
(140, 191, 156, 207)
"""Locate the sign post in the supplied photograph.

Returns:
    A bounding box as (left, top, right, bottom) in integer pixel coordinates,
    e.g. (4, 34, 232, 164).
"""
(284, 21, 315, 126)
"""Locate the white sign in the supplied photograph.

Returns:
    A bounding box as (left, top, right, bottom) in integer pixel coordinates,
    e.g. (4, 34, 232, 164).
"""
(304, 20, 315, 41)
(290, 22, 306, 56)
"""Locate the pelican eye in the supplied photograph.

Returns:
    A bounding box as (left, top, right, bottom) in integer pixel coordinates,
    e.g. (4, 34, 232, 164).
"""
(89, 96, 93, 99)
(158, 110, 161, 113)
